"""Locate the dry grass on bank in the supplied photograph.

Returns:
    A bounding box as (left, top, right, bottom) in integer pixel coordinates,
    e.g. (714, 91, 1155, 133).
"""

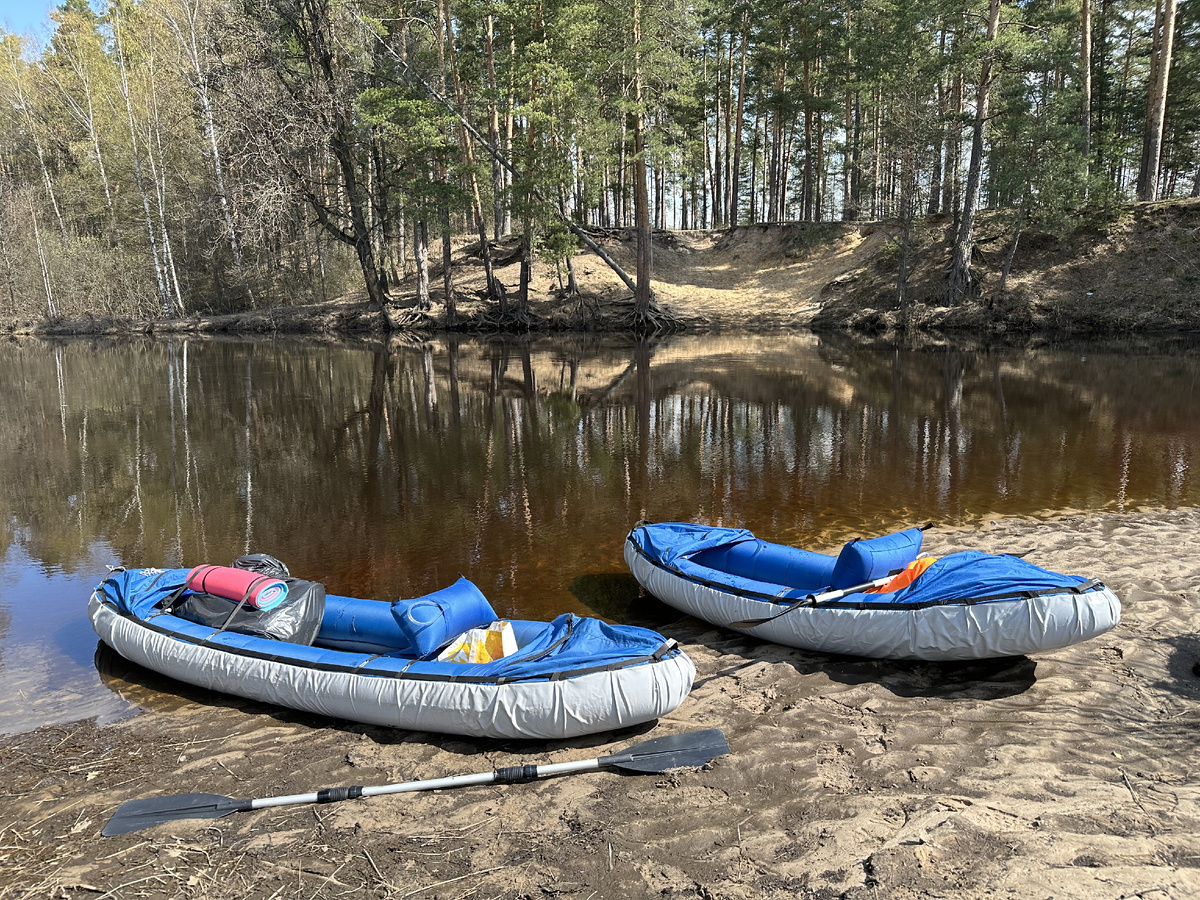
(817, 199, 1200, 336)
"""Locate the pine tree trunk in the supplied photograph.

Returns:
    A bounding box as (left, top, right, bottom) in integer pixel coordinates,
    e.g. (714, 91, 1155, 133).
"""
(331, 131, 387, 310)
(729, 13, 749, 226)
(847, 90, 862, 219)
(713, 33, 724, 227)
(436, 0, 455, 322)
(1097, 0, 1109, 143)
(485, 15, 505, 239)
(633, 0, 653, 316)
(801, 29, 814, 221)
(871, 89, 882, 218)
(724, 31, 735, 225)
(815, 90, 825, 221)
(1137, 0, 1177, 201)
(1115, 29, 1135, 187)
(946, 70, 963, 233)
(842, 26, 855, 222)
(618, 104, 628, 226)
(947, 0, 1001, 305)
(1081, 0, 1092, 159)
(441, 205, 455, 322)
(449, 13, 501, 306)
(700, 45, 710, 228)
(504, 27, 516, 237)
(897, 160, 914, 320)
(519, 223, 532, 317)
(749, 110, 760, 222)
(928, 31, 948, 214)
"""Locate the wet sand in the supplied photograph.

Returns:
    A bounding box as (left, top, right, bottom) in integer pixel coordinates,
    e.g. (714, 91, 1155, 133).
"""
(2, 508, 1199, 899)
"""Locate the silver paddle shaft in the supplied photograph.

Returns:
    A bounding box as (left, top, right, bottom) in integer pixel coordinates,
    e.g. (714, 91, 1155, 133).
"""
(250, 758, 605, 810)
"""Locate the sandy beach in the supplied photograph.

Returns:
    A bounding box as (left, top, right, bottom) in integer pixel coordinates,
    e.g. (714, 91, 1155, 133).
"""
(3, 507, 1199, 900)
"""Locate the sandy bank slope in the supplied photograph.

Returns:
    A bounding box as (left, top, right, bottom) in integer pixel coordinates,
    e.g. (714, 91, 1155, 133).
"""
(3, 509, 1199, 899)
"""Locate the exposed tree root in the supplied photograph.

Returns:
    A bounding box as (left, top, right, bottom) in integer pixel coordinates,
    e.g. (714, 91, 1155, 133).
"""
(545, 294, 603, 330)
(618, 299, 688, 335)
(470, 304, 541, 332)
(385, 304, 437, 334)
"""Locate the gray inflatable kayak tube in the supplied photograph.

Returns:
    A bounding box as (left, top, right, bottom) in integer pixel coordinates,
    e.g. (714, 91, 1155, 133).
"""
(90, 594, 695, 740)
(625, 539, 1120, 661)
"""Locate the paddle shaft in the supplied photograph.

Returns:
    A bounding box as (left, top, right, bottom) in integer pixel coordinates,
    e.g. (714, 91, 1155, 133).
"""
(805, 575, 895, 604)
(250, 758, 604, 811)
(728, 574, 897, 628)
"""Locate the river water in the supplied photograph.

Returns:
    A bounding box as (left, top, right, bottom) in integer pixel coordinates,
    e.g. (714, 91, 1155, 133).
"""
(1, 332, 1196, 735)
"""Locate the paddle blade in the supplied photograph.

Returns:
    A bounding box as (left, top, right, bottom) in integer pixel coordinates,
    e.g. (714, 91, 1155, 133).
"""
(102, 792, 250, 837)
(599, 728, 730, 773)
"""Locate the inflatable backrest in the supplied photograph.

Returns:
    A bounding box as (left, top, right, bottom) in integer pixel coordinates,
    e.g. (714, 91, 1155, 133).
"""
(692, 540, 836, 592)
(829, 528, 924, 590)
(391, 577, 498, 657)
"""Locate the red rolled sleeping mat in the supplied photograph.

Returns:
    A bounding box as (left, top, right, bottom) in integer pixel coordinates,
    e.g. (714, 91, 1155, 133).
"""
(185, 565, 290, 611)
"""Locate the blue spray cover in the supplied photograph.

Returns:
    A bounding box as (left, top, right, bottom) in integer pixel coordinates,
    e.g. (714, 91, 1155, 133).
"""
(391, 577, 497, 657)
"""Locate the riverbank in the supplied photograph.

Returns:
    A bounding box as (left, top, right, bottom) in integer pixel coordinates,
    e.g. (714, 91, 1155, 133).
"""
(3, 507, 1198, 899)
(4, 225, 882, 340)
(10, 198, 1200, 342)
(815, 198, 1200, 338)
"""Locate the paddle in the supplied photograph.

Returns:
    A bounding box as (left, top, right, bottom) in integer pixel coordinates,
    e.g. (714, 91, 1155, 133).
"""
(101, 728, 730, 837)
(726, 574, 900, 628)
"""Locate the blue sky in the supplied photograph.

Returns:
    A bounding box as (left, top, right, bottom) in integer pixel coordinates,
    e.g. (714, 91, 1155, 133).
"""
(0, 0, 58, 42)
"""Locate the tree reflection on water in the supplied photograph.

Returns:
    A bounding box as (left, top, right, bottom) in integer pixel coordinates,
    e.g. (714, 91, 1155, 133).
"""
(0, 332, 1196, 731)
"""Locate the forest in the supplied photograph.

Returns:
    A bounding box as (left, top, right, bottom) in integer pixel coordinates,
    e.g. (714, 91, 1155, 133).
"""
(0, 0, 1196, 329)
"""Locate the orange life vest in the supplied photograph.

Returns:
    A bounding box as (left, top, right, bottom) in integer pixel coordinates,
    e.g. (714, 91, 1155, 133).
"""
(865, 556, 938, 593)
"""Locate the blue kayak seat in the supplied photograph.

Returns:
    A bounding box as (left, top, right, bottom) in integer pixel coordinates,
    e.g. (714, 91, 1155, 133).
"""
(391, 577, 497, 657)
(829, 528, 924, 590)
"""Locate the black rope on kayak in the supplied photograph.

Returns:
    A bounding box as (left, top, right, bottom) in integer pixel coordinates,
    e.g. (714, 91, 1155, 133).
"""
(201, 576, 270, 642)
(216, 577, 270, 635)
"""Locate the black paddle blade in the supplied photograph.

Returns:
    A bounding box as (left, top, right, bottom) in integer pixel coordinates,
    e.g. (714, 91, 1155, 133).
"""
(599, 728, 730, 773)
(102, 792, 249, 837)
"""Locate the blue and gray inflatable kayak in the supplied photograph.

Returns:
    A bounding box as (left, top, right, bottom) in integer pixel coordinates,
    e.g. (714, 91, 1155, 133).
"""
(625, 522, 1120, 660)
(90, 568, 695, 739)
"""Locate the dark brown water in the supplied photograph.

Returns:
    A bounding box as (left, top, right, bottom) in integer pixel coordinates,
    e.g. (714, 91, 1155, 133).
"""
(2, 332, 1197, 734)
